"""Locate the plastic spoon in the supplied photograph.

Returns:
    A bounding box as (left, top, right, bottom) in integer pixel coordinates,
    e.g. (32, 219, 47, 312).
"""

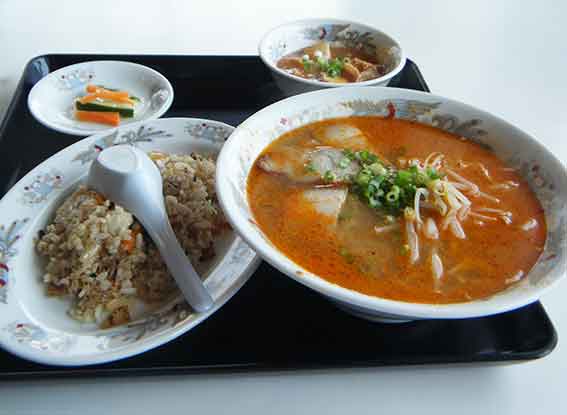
(87, 144, 214, 312)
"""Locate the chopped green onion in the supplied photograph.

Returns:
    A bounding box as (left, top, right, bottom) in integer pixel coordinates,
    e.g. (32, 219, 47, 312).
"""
(338, 157, 351, 169)
(386, 185, 400, 203)
(316, 57, 329, 72)
(339, 248, 355, 264)
(326, 58, 344, 78)
(345, 148, 441, 216)
(342, 149, 356, 160)
(355, 171, 371, 186)
(368, 195, 380, 208)
(368, 162, 386, 176)
(427, 166, 442, 180)
(323, 170, 336, 183)
(396, 170, 412, 186)
(304, 162, 317, 173)
(303, 60, 314, 72)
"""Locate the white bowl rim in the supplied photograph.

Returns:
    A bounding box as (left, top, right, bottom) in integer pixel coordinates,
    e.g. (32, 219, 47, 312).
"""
(258, 17, 407, 89)
(216, 85, 566, 320)
(27, 60, 175, 136)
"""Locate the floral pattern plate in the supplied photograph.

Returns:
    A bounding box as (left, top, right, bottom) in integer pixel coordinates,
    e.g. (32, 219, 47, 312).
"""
(0, 117, 260, 366)
(27, 61, 174, 136)
(216, 86, 567, 322)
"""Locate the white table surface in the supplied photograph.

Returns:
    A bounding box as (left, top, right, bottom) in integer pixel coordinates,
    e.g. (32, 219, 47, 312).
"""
(0, 0, 565, 413)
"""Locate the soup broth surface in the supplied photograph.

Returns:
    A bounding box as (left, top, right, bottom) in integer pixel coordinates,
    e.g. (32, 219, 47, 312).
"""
(247, 116, 546, 303)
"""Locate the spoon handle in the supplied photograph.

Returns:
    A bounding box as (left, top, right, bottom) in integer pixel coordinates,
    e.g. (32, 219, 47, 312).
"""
(149, 220, 214, 313)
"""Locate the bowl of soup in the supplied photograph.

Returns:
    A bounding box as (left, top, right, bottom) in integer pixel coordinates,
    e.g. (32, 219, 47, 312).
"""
(259, 19, 405, 96)
(216, 87, 567, 322)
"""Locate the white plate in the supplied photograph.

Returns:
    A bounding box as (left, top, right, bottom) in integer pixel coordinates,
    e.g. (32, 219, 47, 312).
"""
(27, 61, 174, 136)
(0, 117, 260, 366)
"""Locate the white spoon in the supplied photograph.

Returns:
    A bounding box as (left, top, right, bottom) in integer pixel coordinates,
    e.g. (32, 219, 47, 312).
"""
(87, 144, 214, 313)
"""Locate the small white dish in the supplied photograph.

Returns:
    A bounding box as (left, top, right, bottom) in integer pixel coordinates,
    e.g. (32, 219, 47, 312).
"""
(28, 61, 174, 136)
(0, 117, 259, 366)
(216, 86, 567, 322)
(259, 18, 406, 96)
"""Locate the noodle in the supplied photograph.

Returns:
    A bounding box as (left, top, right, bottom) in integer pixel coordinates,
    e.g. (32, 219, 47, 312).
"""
(520, 218, 538, 231)
(423, 217, 439, 240)
(414, 188, 429, 224)
(477, 163, 492, 182)
(446, 169, 480, 196)
(475, 207, 509, 215)
(490, 181, 519, 191)
(448, 181, 469, 191)
(405, 219, 420, 264)
(374, 223, 400, 234)
(469, 212, 498, 222)
(477, 191, 500, 204)
(457, 205, 470, 221)
(431, 251, 443, 280)
(441, 211, 457, 230)
(449, 218, 466, 239)
(505, 270, 524, 284)
(432, 192, 448, 216)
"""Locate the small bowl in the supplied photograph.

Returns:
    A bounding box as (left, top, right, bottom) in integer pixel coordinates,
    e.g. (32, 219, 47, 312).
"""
(259, 18, 406, 96)
(216, 86, 567, 323)
(28, 61, 174, 136)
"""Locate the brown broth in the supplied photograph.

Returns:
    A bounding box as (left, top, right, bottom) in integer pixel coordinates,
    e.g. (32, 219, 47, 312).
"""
(276, 44, 384, 83)
(247, 116, 547, 303)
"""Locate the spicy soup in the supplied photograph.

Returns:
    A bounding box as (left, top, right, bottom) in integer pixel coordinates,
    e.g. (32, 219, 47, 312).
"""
(247, 116, 546, 303)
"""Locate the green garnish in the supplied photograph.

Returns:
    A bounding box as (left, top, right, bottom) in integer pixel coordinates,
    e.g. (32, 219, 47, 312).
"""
(342, 149, 356, 160)
(304, 161, 317, 173)
(338, 157, 351, 169)
(368, 162, 386, 176)
(323, 170, 336, 183)
(326, 58, 344, 78)
(339, 248, 355, 264)
(300, 55, 345, 78)
(316, 56, 329, 72)
(385, 185, 400, 203)
(426, 166, 443, 180)
(338, 212, 351, 222)
(303, 60, 315, 73)
(346, 149, 438, 215)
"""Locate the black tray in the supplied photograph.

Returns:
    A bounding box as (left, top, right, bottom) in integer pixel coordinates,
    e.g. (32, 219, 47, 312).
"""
(0, 55, 557, 379)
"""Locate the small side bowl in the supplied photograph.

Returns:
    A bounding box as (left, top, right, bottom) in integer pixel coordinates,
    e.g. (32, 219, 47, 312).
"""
(28, 61, 174, 136)
(259, 18, 406, 96)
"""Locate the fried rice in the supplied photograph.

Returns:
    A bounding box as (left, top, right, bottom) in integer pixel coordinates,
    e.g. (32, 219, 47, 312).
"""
(36, 152, 228, 328)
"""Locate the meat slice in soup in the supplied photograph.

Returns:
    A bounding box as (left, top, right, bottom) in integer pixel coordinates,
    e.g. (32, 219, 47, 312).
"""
(258, 146, 361, 184)
(247, 116, 547, 304)
(302, 188, 348, 226)
(312, 124, 369, 149)
(303, 41, 331, 60)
